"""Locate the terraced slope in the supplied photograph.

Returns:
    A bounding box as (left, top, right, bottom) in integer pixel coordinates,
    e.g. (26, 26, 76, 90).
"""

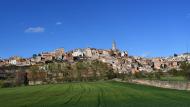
(0, 81, 190, 107)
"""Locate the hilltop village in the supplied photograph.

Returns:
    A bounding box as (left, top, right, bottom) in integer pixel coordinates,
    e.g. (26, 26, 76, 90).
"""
(0, 41, 189, 74)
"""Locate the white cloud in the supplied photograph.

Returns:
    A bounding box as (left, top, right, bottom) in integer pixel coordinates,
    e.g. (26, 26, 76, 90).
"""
(56, 22, 62, 25)
(25, 27, 45, 33)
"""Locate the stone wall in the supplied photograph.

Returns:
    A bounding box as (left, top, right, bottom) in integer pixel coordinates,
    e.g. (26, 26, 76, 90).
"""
(130, 79, 190, 90)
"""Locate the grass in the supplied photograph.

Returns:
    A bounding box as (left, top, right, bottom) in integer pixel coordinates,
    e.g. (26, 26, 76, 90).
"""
(0, 81, 190, 107)
(160, 76, 186, 81)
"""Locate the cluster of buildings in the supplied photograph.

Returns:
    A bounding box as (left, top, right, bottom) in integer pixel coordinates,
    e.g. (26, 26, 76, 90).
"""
(0, 41, 190, 74)
(0, 48, 65, 66)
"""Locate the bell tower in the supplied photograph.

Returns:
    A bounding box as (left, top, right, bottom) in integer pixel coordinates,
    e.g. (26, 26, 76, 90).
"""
(112, 40, 117, 51)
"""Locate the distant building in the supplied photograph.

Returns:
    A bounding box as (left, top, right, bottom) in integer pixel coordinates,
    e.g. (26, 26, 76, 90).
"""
(31, 56, 42, 63)
(72, 49, 84, 57)
(152, 58, 163, 70)
(55, 48, 65, 60)
(84, 48, 93, 58)
(8, 56, 21, 65)
(41, 52, 54, 61)
(9, 60, 17, 65)
(121, 51, 128, 57)
(64, 53, 73, 61)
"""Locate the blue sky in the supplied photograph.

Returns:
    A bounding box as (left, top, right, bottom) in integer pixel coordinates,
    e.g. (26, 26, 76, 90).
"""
(0, 0, 190, 58)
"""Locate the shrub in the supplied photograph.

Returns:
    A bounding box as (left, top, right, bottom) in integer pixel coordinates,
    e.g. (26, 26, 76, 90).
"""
(147, 73, 154, 80)
(179, 62, 190, 80)
(133, 72, 146, 79)
(154, 72, 161, 80)
(168, 68, 182, 76)
(1, 81, 16, 88)
(0, 80, 4, 86)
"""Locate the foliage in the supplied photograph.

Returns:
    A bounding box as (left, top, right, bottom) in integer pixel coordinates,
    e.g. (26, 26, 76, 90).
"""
(160, 76, 186, 81)
(179, 62, 190, 80)
(167, 68, 181, 76)
(1, 81, 15, 88)
(26, 60, 114, 83)
(133, 72, 146, 78)
(145, 71, 162, 80)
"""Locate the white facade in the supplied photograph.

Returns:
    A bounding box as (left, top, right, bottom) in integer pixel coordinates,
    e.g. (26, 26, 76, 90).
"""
(84, 48, 93, 57)
(9, 60, 17, 65)
(72, 49, 84, 57)
(121, 51, 128, 57)
(102, 50, 110, 57)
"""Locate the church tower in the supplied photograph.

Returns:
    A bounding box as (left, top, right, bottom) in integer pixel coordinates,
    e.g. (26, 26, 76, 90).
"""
(112, 40, 117, 51)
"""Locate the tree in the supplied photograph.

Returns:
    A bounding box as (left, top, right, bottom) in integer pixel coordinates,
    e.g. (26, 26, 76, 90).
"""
(154, 72, 161, 80)
(180, 62, 190, 80)
(168, 68, 179, 76)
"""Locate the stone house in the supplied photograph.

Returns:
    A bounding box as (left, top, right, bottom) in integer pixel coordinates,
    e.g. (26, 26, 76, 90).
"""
(64, 53, 73, 62)
(84, 48, 94, 58)
(0, 59, 4, 66)
(41, 52, 54, 61)
(16, 58, 31, 66)
(72, 49, 84, 57)
(152, 58, 163, 70)
(121, 51, 128, 57)
(98, 50, 110, 57)
(8, 56, 22, 65)
(84, 48, 101, 59)
(55, 48, 64, 60)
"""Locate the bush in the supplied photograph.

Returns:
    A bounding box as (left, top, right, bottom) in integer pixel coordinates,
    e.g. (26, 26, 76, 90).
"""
(146, 71, 161, 80)
(0, 80, 4, 87)
(147, 73, 154, 80)
(179, 62, 190, 80)
(133, 72, 146, 79)
(154, 72, 161, 80)
(168, 68, 182, 76)
(1, 81, 16, 88)
(183, 69, 190, 81)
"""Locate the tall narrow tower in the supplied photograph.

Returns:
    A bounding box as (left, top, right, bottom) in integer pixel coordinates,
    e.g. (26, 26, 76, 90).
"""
(112, 40, 117, 51)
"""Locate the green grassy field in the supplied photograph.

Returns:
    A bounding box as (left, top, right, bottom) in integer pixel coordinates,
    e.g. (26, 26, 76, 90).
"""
(160, 76, 186, 81)
(0, 81, 190, 107)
